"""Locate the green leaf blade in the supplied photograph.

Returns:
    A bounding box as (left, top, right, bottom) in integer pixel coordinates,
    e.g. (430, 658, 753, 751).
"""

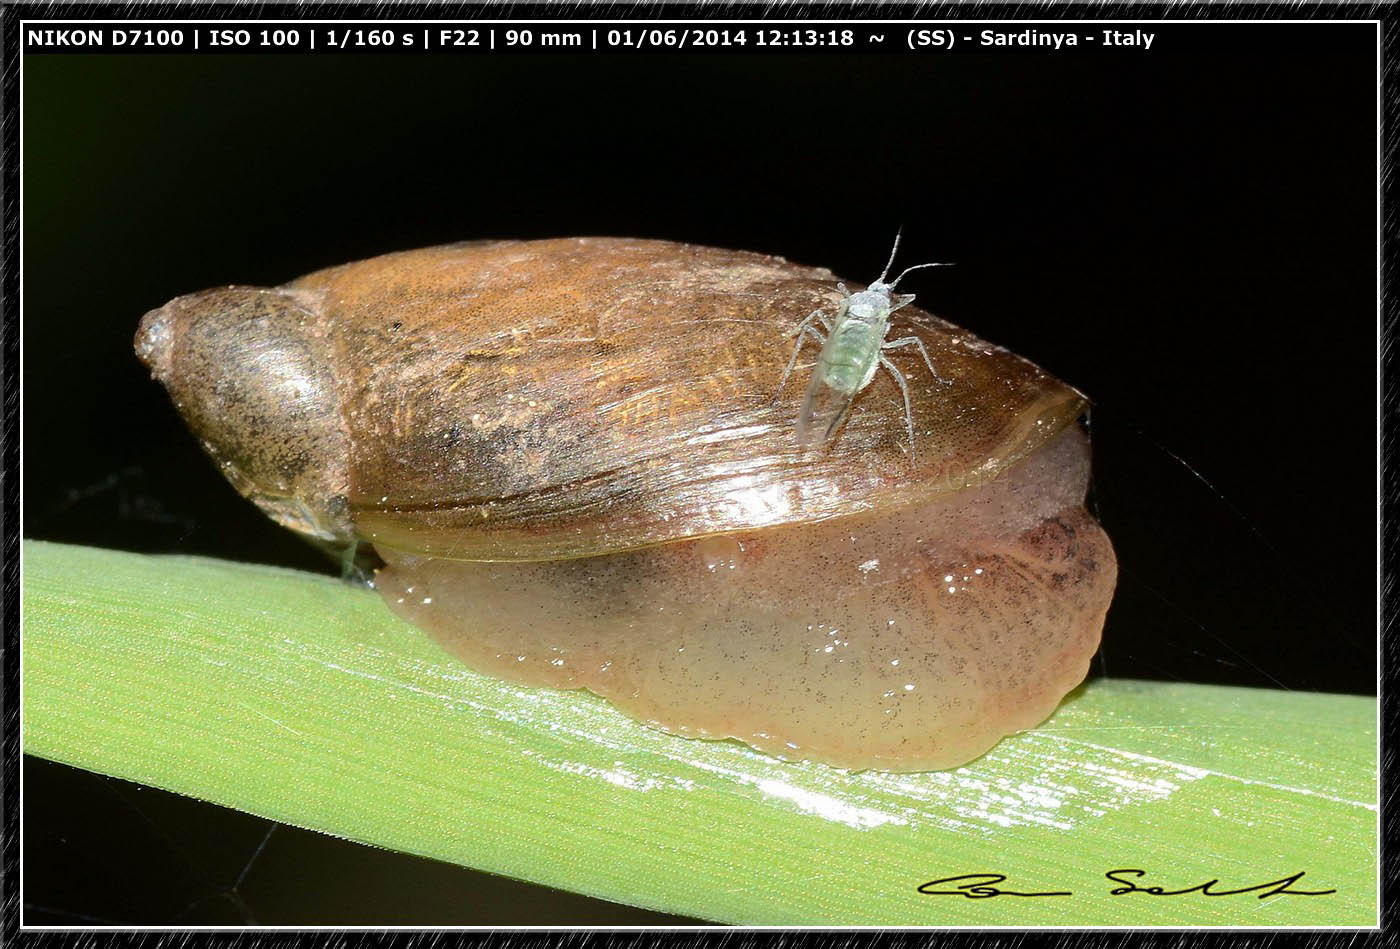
(22, 540, 1378, 925)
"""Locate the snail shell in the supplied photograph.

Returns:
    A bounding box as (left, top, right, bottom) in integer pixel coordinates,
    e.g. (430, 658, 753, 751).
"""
(135, 237, 1117, 772)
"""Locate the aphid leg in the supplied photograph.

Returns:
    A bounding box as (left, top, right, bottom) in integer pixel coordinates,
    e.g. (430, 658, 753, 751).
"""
(878, 353, 917, 460)
(773, 312, 828, 401)
(785, 308, 826, 339)
(884, 335, 950, 385)
(787, 326, 829, 396)
(816, 391, 859, 446)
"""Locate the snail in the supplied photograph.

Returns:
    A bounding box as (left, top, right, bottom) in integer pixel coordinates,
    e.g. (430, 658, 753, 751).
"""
(134, 237, 1118, 772)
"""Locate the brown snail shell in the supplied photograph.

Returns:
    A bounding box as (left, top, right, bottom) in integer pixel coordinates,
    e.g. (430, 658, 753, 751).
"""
(135, 237, 1117, 772)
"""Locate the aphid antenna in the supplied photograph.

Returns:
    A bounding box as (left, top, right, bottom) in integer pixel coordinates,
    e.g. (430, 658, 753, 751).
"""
(888, 260, 954, 290)
(877, 228, 954, 289)
(876, 227, 905, 284)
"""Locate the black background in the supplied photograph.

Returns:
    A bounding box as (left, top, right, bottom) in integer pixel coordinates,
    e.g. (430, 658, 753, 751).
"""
(20, 22, 1378, 925)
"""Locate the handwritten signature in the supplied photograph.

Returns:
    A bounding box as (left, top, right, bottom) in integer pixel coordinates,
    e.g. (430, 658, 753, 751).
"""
(918, 870, 1336, 900)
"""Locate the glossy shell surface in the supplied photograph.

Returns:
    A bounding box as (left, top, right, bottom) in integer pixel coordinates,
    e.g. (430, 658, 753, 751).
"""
(271, 238, 1084, 559)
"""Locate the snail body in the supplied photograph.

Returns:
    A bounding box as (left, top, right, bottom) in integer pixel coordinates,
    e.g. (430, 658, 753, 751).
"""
(136, 237, 1117, 771)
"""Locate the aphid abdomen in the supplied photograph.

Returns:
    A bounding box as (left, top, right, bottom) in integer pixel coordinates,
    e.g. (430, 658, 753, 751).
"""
(818, 349, 871, 395)
(796, 328, 880, 446)
(821, 319, 882, 393)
